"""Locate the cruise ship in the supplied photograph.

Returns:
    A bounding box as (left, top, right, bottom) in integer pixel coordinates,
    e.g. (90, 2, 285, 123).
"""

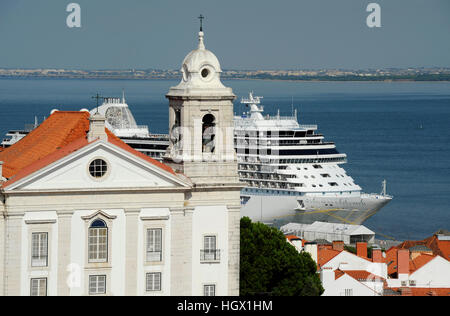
(2, 93, 392, 225)
(235, 93, 392, 225)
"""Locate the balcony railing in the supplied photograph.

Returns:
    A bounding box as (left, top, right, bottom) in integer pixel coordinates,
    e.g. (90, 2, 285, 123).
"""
(200, 249, 221, 262)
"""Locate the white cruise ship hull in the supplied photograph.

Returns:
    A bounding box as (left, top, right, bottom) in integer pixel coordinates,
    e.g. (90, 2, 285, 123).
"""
(241, 190, 392, 226)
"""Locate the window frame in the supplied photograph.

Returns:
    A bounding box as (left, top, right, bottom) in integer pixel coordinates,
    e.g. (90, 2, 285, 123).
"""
(201, 235, 220, 263)
(30, 278, 47, 296)
(146, 272, 162, 292)
(88, 219, 108, 263)
(31, 232, 48, 267)
(146, 228, 163, 263)
(204, 284, 216, 296)
(89, 275, 107, 295)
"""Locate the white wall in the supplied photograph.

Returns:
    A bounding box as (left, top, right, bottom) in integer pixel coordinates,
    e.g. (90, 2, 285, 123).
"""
(322, 251, 387, 280)
(191, 205, 229, 296)
(321, 270, 380, 296)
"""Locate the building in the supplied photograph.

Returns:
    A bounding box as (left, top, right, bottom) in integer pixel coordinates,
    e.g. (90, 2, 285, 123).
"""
(383, 232, 450, 296)
(312, 241, 386, 296)
(281, 221, 375, 245)
(0, 28, 241, 296)
(298, 232, 450, 296)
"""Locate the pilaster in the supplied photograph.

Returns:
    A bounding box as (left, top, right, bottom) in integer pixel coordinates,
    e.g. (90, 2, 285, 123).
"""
(227, 205, 241, 296)
(170, 207, 193, 295)
(4, 212, 24, 296)
(124, 208, 140, 296)
(56, 210, 73, 296)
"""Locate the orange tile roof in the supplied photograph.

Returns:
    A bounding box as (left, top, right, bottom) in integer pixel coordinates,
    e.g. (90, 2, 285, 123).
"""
(317, 247, 341, 269)
(0, 111, 175, 188)
(390, 288, 450, 296)
(0, 111, 90, 179)
(409, 253, 435, 273)
(285, 235, 302, 241)
(335, 269, 384, 281)
(385, 234, 450, 276)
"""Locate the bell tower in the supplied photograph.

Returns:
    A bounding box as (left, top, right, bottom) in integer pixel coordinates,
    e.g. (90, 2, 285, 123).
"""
(164, 24, 239, 186)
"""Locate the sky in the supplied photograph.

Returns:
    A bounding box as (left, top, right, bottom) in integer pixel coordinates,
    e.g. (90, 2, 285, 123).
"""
(0, 0, 449, 70)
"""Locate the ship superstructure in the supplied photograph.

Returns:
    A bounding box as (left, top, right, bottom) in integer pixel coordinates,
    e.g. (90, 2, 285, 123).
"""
(235, 92, 392, 224)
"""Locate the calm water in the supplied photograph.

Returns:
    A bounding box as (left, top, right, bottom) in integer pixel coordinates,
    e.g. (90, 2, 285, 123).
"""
(1, 78, 449, 240)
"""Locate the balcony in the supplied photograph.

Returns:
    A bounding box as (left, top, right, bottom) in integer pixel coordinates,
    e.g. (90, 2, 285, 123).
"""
(200, 249, 221, 263)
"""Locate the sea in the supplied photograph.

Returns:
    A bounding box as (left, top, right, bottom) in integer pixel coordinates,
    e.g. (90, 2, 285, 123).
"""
(0, 78, 449, 241)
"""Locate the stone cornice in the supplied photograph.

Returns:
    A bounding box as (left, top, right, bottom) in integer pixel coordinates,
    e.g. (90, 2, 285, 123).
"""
(24, 219, 57, 225)
(139, 215, 170, 221)
(2, 186, 191, 196)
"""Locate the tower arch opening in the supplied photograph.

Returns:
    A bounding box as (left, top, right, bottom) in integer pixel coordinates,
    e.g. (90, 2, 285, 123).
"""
(202, 114, 216, 153)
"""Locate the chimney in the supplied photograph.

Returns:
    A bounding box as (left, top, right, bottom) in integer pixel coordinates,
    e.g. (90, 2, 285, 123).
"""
(87, 113, 107, 142)
(372, 247, 383, 263)
(398, 249, 410, 276)
(304, 242, 318, 264)
(0, 161, 3, 180)
(332, 240, 345, 252)
(356, 242, 368, 258)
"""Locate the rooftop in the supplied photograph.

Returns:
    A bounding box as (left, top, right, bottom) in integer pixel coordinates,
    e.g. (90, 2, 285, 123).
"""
(0, 111, 175, 188)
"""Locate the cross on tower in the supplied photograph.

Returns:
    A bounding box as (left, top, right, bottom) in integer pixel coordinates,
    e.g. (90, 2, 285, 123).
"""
(198, 14, 205, 31)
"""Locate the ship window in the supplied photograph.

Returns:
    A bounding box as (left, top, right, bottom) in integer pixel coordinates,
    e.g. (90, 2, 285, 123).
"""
(329, 182, 338, 187)
(202, 114, 216, 153)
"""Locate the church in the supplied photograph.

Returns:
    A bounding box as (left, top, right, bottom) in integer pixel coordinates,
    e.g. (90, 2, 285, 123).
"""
(0, 28, 242, 296)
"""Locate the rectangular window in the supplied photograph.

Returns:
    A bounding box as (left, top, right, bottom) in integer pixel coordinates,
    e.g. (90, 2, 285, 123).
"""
(88, 227, 108, 263)
(344, 289, 353, 296)
(204, 284, 216, 296)
(30, 278, 47, 296)
(146, 228, 162, 262)
(201, 236, 219, 262)
(146, 272, 161, 292)
(31, 232, 48, 267)
(89, 275, 106, 295)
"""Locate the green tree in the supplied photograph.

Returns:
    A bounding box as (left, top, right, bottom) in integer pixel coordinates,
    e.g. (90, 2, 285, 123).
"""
(240, 217, 324, 296)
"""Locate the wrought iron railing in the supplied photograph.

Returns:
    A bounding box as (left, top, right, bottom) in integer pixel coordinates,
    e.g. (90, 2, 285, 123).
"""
(200, 249, 220, 262)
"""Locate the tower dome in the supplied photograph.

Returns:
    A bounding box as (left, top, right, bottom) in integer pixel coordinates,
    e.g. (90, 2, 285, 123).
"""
(168, 31, 233, 97)
(182, 31, 222, 77)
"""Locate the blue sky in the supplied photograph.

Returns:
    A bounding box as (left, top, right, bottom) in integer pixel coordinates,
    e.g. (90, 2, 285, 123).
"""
(0, 0, 449, 70)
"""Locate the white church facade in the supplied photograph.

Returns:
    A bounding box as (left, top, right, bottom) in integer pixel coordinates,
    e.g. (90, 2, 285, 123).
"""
(0, 29, 241, 296)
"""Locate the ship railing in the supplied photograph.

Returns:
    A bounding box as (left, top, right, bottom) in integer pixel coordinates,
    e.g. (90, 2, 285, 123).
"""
(361, 193, 393, 199)
(298, 124, 318, 130)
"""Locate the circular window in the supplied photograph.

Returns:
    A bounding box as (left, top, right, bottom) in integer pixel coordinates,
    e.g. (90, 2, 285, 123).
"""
(201, 68, 210, 78)
(89, 159, 108, 178)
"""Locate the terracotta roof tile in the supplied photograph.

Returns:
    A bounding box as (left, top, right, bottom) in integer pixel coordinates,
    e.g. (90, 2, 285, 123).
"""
(317, 247, 341, 269)
(409, 253, 435, 273)
(385, 234, 450, 276)
(0, 111, 90, 179)
(335, 269, 384, 281)
(0, 111, 175, 188)
(389, 288, 450, 296)
(285, 235, 302, 241)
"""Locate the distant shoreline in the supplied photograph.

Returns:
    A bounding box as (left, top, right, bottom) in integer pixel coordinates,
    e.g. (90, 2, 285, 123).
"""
(1, 67, 449, 82)
(1, 75, 449, 83)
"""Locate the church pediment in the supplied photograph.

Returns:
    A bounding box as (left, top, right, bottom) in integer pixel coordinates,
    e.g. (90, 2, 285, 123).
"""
(3, 140, 190, 191)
